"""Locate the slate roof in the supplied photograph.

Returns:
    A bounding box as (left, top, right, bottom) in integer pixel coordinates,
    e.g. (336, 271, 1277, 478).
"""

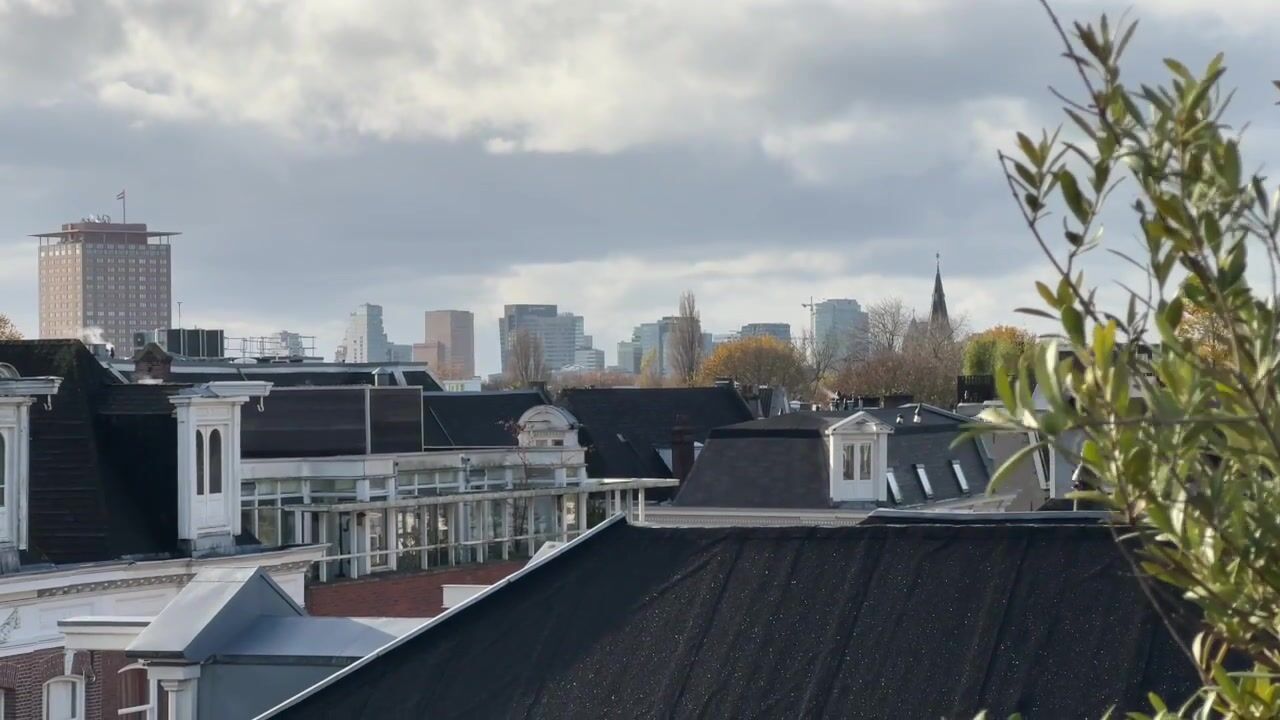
(420, 391, 549, 448)
(557, 387, 756, 479)
(0, 340, 175, 563)
(674, 405, 992, 510)
(266, 519, 1199, 719)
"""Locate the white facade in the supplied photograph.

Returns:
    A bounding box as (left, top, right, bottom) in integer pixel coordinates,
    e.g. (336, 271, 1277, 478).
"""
(335, 304, 408, 364)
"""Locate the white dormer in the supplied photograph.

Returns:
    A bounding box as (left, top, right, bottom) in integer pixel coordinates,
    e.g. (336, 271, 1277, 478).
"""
(826, 412, 893, 502)
(516, 405, 580, 449)
(0, 364, 62, 560)
(169, 382, 271, 554)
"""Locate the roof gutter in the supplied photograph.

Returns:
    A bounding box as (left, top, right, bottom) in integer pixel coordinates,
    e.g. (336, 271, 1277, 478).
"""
(254, 513, 629, 719)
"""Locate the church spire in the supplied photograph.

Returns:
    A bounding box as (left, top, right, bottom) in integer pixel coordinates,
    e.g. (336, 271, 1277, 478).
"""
(930, 253, 950, 332)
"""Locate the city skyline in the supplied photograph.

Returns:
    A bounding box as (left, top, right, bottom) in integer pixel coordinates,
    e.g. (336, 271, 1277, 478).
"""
(2, 3, 1273, 376)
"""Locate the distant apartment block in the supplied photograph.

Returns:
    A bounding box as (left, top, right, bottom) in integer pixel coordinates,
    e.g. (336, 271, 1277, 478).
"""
(423, 310, 475, 378)
(335, 304, 411, 363)
(740, 322, 792, 345)
(498, 304, 599, 373)
(35, 218, 177, 351)
(814, 298, 869, 362)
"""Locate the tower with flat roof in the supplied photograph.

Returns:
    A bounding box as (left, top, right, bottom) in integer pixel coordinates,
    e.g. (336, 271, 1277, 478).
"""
(35, 218, 178, 352)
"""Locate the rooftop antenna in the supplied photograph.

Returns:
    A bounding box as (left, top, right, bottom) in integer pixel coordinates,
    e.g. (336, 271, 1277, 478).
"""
(177, 301, 183, 330)
(116, 189, 127, 223)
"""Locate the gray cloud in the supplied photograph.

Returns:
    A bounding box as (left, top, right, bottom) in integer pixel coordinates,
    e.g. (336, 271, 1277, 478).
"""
(0, 0, 1276, 373)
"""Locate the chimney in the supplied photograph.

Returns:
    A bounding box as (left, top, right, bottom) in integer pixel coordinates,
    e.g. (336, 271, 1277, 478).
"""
(670, 415, 696, 482)
(132, 343, 173, 383)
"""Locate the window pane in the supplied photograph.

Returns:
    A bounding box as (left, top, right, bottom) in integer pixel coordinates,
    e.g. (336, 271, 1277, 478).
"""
(208, 425, 224, 491)
(859, 443, 873, 480)
(195, 430, 205, 495)
(842, 445, 857, 480)
(257, 508, 279, 546)
(368, 511, 387, 567)
(0, 432, 6, 507)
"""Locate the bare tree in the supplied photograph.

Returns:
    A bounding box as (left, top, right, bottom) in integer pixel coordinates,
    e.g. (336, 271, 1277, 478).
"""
(798, 329, 840, 402)
(669, 291, 703, 387)
(0, 314, 21, 341)
(507, 330, 547, 387)
(866, 298, 911, 355)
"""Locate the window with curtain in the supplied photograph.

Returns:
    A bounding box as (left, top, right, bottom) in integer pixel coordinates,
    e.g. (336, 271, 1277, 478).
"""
(117, 664, 150, 718)
(208, 429, 223, 494)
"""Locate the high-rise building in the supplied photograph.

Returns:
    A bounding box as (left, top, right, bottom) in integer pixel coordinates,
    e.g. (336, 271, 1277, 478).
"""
(624, 317, 714, 377)
(35, 218, 177, 351)
(739, 323, 792, 345)
(335, 304, 400, 363)
(573, 347, 606, 371)
(498, 304, 596, 373)
(423, 310, 475, 378)
(813, 299, 869, 362)
(616, 339, 643, 374)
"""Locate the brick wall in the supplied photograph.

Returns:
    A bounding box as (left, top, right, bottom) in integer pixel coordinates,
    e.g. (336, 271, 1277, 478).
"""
(306, 561, 525, 618)
(0, 646, 131, 720)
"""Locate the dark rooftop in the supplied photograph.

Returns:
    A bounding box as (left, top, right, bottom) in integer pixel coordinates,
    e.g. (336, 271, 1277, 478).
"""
(267, 519, 1199, 719)
(675, 406, 992, 510)
(421, 390, 549, 448)
(557, 386, 756, 479)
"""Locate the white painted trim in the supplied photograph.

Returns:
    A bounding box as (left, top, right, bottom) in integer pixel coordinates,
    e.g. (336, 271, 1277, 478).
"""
(257, 514, 628, 719)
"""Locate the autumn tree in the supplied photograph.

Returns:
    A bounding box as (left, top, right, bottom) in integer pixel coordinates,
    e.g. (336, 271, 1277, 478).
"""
(1174, 291, 1231, 368)
(0, 314, 20, 341)
(637, 349, 664, 388)
(696, 336, 807, 397)
(669, 291, 704, 386)
(962, 325, 1036, 375)
(506, 330, 547, 387)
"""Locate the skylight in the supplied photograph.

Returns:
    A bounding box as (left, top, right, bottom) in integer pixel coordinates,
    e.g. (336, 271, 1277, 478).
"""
(915, 464, 934, 499)
(951, 460, 970, 493)
(886, 469, 902, 504)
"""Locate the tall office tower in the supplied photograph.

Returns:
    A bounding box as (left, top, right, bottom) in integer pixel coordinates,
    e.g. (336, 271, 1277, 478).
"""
(36, 218, 177, 352)
(813, 298, 870, 362)
(498, 304, 592, 373)
(424, 310, 475, 378)
(335, 303, 395, 363)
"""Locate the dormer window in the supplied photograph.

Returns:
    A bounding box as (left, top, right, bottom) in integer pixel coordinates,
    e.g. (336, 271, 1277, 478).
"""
(171, 382, 270, 553)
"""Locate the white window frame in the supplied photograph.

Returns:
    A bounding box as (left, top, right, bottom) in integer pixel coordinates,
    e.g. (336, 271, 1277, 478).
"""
(914, 464, 934, 499)
(886, 468, 902, 504)
(951, 460, 970, 493)
(116, 662, 157, 719)
(43, 676, 85, 720)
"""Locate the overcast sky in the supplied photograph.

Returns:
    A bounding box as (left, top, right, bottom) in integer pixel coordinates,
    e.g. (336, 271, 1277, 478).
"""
(0, 0, 1277, 375)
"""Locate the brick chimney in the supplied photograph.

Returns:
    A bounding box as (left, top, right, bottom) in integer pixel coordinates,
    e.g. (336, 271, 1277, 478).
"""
(670, 415, 696, 481)
(132, 343, 173, 383)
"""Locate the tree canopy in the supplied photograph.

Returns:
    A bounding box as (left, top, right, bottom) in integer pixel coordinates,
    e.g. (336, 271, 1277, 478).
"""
(697, 336, 807, 397)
